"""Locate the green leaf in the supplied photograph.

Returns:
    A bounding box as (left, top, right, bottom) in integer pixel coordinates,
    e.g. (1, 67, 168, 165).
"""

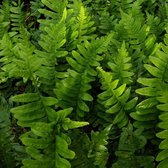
(11, 101, 42, 114)
(55, 154, 71, 168)
(55, 108, 73, 123)
(144, 64, 160, 77)
(30, 122, 53, 137)
(77, 100, 89, 112)
(136, 87, 156, 96)
(106, 102, 121, 114)
(157, 158, 168, 168)
(124, 97, 138, 110)
(113, 84, 126, 97)
(156, 149, 168, 161)
(56, 135, 75, 159)
(62, 119, 89, 130)
(157, 103, 168, 111)
(21, 137, 50, 149)
(11, 93, 40, 102)
(42, 97, 58, 106)
(80, 93, 93, 101)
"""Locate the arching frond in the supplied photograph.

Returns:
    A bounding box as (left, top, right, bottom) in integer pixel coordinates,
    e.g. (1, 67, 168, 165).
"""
(97, 67, 137, 128)
(108, 41, 134, 85)
(112, 123, 155, 168)
(55, 35, 112, 117)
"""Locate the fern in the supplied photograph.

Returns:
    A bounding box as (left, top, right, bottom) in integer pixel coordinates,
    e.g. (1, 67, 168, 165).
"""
(156, 84, 168, 168)
(10, 1, 30, 42)
(66, 3, 96, 50)
(10, 92, 88, 167)
(88, 125, 111, 168)
(19, 109, 88, 168)
(112, 123, 155, 168)
(97, 67, 137, 128)
(98, 10, 118, 35)
(35, 10, 67, 94)
(1, 0, 168, 167)
(0, 34, 15, 83)
(107, 41, 134, 85)
(38, 0, 67, 25)
(0, 0, 10, 39)
(132, 33, 168, 167)
(70, 125, 111, 168)
(30, 0, 44, 19)
(55, 35, 112, 117)
(0, 96, 16, 167)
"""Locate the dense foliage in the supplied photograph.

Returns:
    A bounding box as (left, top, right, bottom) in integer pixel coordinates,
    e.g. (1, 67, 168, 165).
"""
(0, 0, 168, 167)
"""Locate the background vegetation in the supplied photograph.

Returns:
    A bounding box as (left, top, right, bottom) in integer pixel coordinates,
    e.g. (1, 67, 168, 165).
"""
(0, 0, 168, 167)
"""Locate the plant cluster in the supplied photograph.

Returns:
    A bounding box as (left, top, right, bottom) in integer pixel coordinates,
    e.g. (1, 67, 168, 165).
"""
(0, 0, 168, 168)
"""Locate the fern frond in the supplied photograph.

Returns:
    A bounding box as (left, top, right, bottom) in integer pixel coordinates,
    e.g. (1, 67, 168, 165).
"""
(97, 67, 137, 128)
(35, 11, 67, 94)
(115, 9, 145, 48)
(132, 33, 168, 167)
(70, 125, 111, 168)
(108, 41, 134, 85)
(98, 10, 118, 35)
(0, 96, 16, 167)
(66, 4, 96, 50)
(38, 0, 67, 25)
(1, 41, 40, 84)
(20, 125, 75, 168)
(10, 93, 58, 127)
(146, 13, 165, 39)
(112, 123, 155, 168)
(0, 0, 10, 39)
(0, 33, 15, 83)
(139, 33, 168, 168)
(30, 0, 44, 19)
(69, 130, 92, 168)
(55, 34, 112, 117)
(132, 36, 167, 127)
(156, 84, 168, 168)
(10, 1, 30, 41)
(17, 107, 88, 168)
(88, 125, 111, 168)
(114, 0, 136, 13)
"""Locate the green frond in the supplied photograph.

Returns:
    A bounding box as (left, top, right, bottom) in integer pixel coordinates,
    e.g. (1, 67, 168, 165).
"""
(20, 126, 75, 168)
(0, 0, 10, 39)
(69, 130, 92, 168)
(0, 96, 16, 167)
(88, 125, 111, 168)
(55, 35, 112, 117)
(66, 4, 96, 50)
(38, 0, 67, 24)
(70, 125, 111, 168)
(108, 41, 134, 84)
(10, 1, 30, 41)
(2, 42, 40, 83)
(154, 49, 168, 168)
(30, 0, 44, 19)
(146, 13, 165, 39)
(115, 9, 146, 48)
(98, 10, 118, 35)
(156, 85, 168, 168)
(1, 1, 168, 167)
(114, 0, 137, 13)
(97, 67, 137, 128)
(132, 34, 168, 167)
(10, 92, 59, 127)
(0, 34, 15, 83)
(112, 123, 155, 168)
(18, 107, 88, 168)
(35, 12, 67, 94)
